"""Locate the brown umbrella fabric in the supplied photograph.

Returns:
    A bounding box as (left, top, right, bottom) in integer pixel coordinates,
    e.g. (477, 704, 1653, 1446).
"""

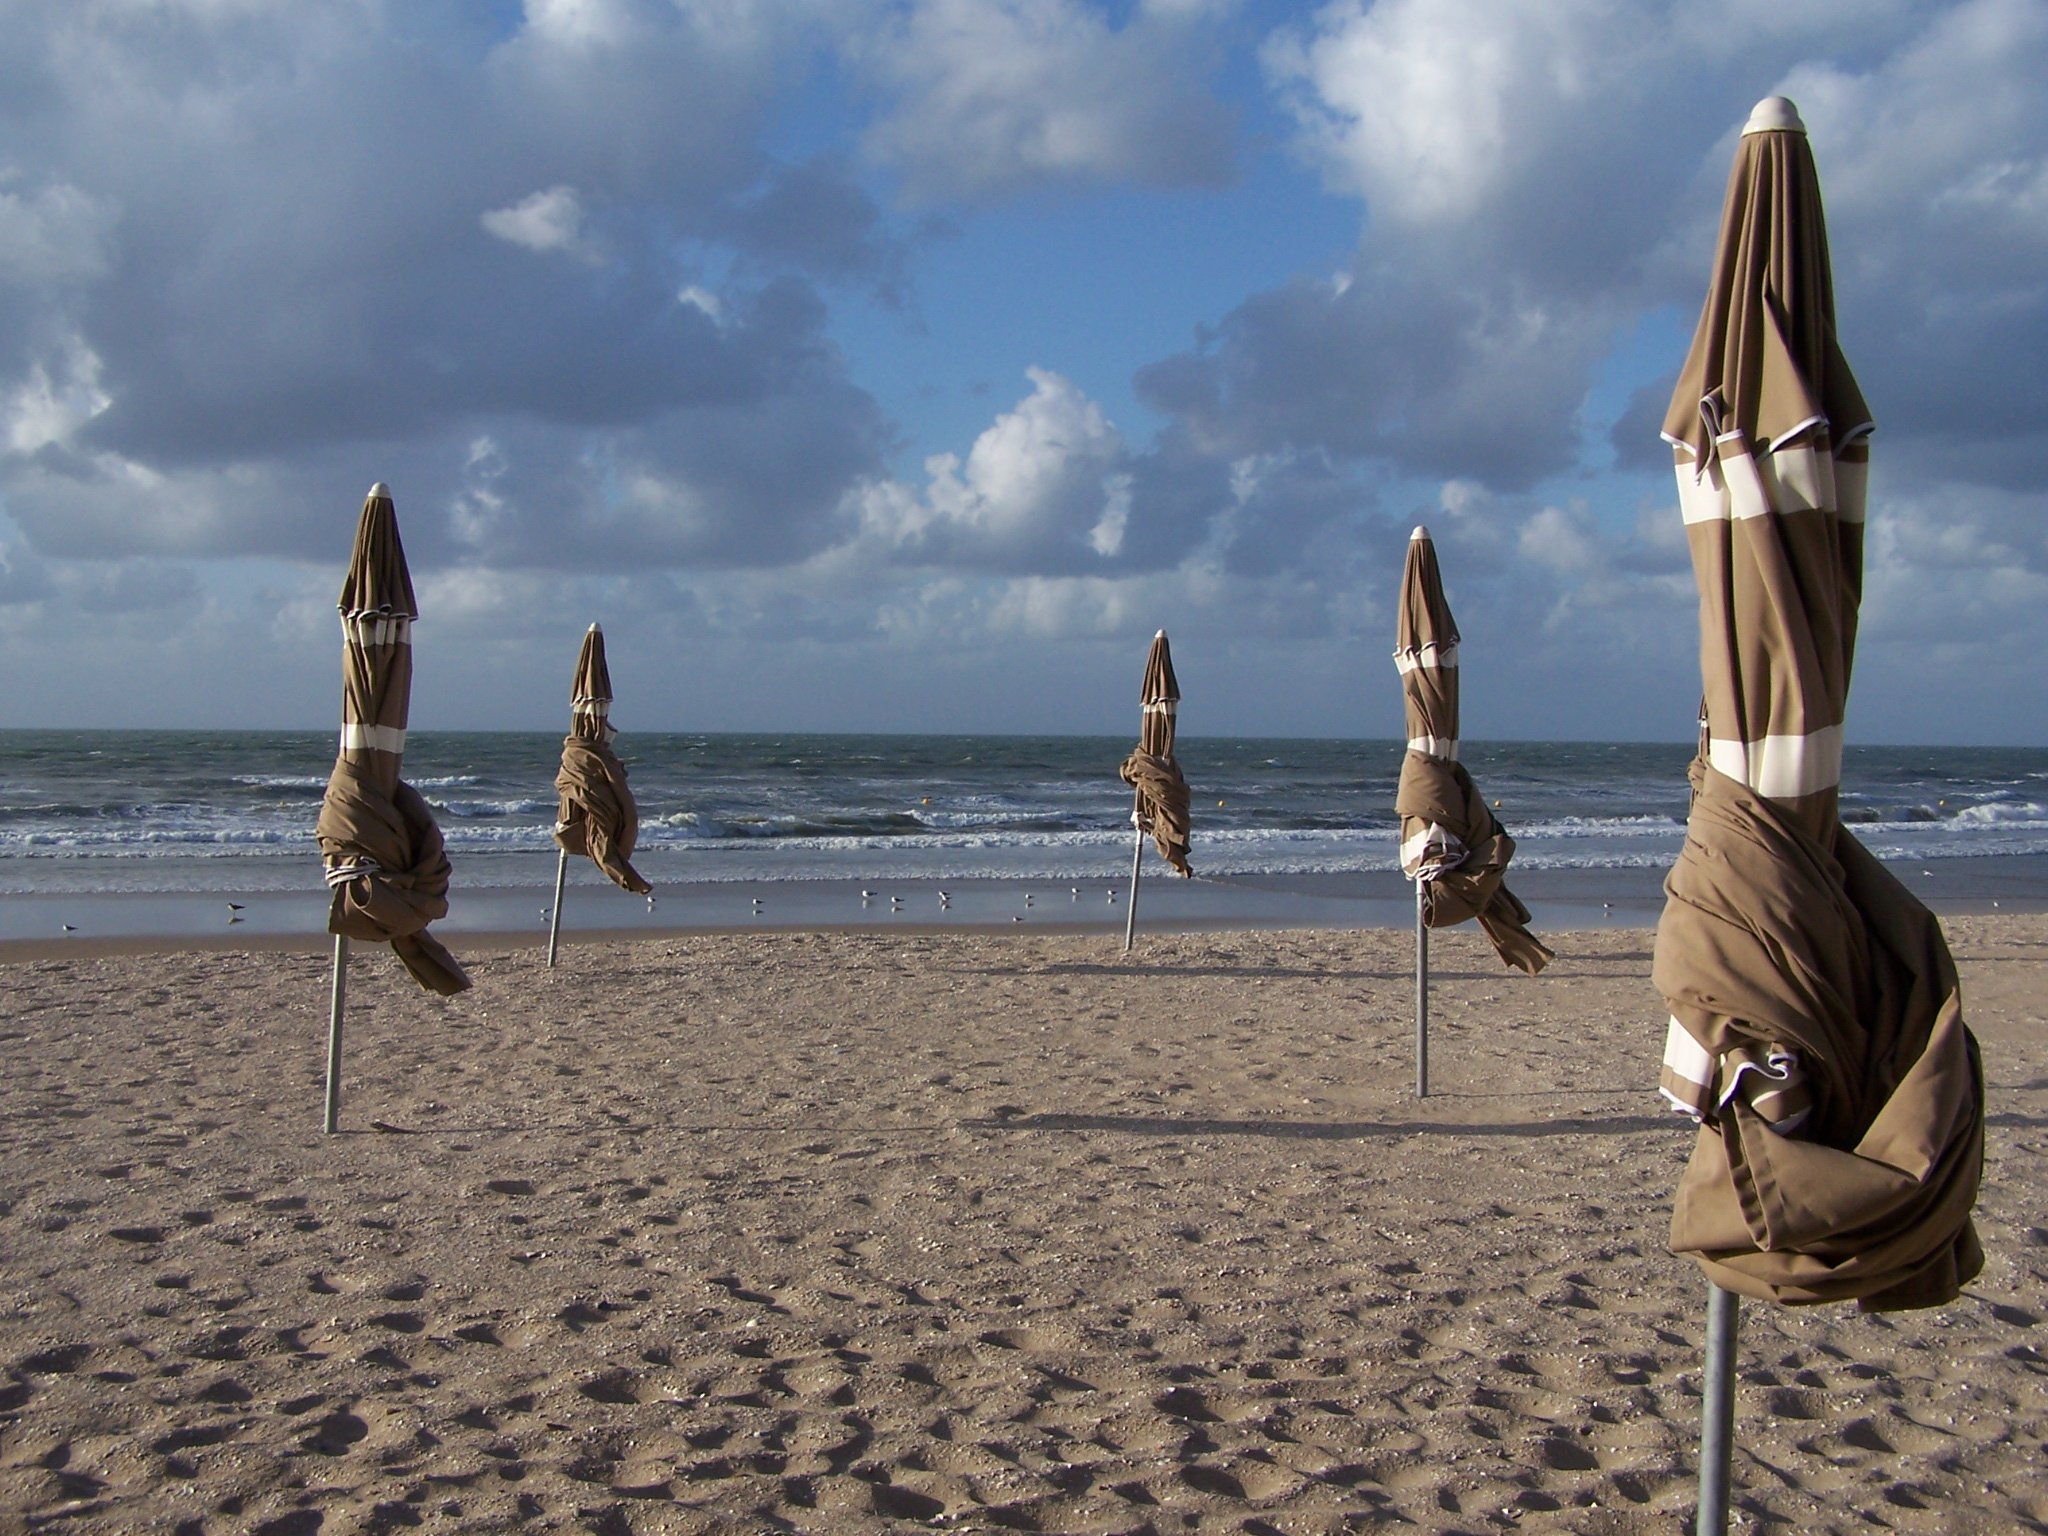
(1660, 94, 1873, 843)
(554, 624, 651, 895)
(1393, 526, 1551, 975)
(314, 484, 470, 996)
(1655, 99, 1981, 1311)
(1118, 631, 1191, 875)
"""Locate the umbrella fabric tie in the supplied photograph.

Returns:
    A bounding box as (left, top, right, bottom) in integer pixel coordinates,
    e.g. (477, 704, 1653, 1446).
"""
(1400, 820, 1466, 882)
(316, 760, 471, 996)
(1657, 762, 1984, 1310)
(323, 857, 380, 889)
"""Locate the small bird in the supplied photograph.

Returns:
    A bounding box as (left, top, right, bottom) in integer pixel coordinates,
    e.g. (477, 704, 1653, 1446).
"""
(227, 902, 245, 912)
(861, 889, 876, 900)
(61, 924, 76, 932)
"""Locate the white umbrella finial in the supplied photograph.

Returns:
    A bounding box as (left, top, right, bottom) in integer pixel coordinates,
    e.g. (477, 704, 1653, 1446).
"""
(1742, 97, 1804, 136)
(368, 482, 391, 499)
(1411, 525, 1430, 541)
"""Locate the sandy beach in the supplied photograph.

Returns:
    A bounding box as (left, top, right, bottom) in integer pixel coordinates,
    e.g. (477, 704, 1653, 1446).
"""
(2, 918, 2044, 1534)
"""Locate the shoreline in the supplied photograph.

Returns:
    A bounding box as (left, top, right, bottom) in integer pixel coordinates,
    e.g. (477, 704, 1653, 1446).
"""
(3, 855, 2042, 958)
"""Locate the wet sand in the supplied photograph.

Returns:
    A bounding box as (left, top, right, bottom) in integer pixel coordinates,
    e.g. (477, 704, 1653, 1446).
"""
(1, 918, 2043, 1534)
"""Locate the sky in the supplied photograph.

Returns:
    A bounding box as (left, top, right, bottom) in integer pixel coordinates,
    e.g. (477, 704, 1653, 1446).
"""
(1, 0, 2045, 744)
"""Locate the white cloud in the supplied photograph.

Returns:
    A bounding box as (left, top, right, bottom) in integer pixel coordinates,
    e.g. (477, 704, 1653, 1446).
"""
(986, 573, 1138, 638)
(861, 368, 1132, 570)
(520, 0, 642, 48)
(853, 0, 1234, 200)
(0, 175, 119, 285)
(1088, 473, 1132, 557)
(480, 184, 601, 261)
(1265, 0, 1638, 224)
(2, 335, 111, 454)
(450, 435, 512, 547)
(414, 566, 559, 635)
(677, 284, 725, 321)
(1860, 484, 2048, 643)
(1518, 501, 1604, 577)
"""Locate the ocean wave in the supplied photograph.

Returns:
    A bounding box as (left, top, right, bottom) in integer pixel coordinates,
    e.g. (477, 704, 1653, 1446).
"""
(1951, 799, 2048, 827)
(1510, 814, 1685, 839)
(430, 797, 556, 819)
(10, 828, 313, 850)
(1841, 805, 1939, 824)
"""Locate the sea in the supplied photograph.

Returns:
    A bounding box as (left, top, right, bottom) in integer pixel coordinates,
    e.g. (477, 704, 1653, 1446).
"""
(3, 731, 2044, 941)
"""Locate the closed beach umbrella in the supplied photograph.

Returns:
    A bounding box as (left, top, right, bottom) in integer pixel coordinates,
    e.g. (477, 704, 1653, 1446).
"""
(315, 485, 470, 995)
(314, 485, 469, 1130)
(1393, 526, 1552, 975)
(1653, 96, 1983, 1528)
(547, 624, 651, 965)
(1118, 630, 1191, 950)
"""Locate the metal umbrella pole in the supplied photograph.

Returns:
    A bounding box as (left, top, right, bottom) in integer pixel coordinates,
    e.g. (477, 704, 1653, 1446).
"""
(1122, 793, 1144, 952)
(323, 934, 349, 1134)
(545, 845, 569, 968)
(1696, 1282, 1739, 1534)
(1414, 876, 1429, 1098)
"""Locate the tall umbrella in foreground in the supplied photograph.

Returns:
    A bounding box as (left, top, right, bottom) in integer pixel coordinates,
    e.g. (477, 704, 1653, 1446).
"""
(314, 484, 471, 1134)
(1653, 97, 1983, 1534)
(547, 623, 652, 967)
(1393, 525, 1552, 1095)
(1117, 630, 1191, 951)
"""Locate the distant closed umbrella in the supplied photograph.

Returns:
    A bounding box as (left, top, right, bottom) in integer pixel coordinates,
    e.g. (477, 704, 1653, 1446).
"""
(1118, 630, 1191, 950)
(315, 484, 470, 1132)
(1653, 97, 1983, 1531)
(1393, 526, 1552, 975)
(546, 623, 651, 966)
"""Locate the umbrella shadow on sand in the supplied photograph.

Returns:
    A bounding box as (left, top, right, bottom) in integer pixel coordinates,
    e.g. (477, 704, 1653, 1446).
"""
(356, 1117, 956, 1138)
(955, 960, 1415, 983)
(966, 1111, 1675, 1140)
